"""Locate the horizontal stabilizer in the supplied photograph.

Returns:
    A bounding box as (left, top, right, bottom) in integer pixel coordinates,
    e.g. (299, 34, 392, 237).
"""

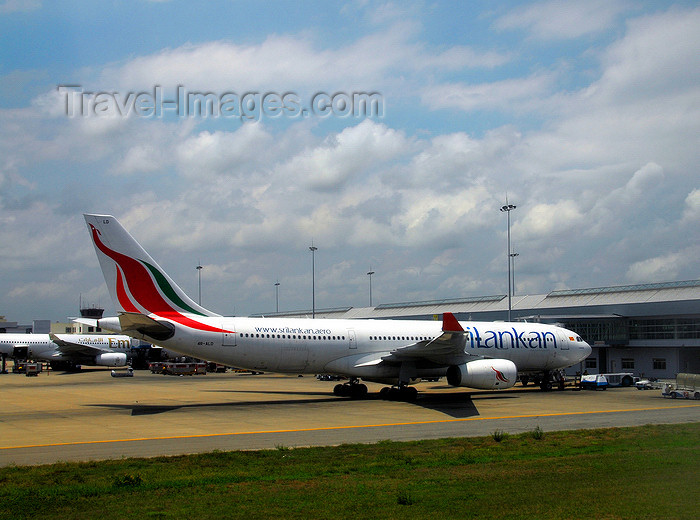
(73, 316, 122, 332)
(118, 312, 175, 341)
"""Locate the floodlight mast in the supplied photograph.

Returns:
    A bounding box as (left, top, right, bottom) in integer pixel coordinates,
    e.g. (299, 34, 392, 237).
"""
(196, 262, 203, 305)
(309, 244, 318, 318)
(500, 201, 517, 322)
(274, 280, 280, 313)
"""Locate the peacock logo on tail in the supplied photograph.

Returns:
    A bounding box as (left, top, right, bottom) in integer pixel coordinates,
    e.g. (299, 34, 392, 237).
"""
(89, 223, 233, 334)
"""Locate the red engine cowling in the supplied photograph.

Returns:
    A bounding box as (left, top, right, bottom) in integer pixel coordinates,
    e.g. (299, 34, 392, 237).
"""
(446, 359, 517, 389)
(95, 352, 127, 367)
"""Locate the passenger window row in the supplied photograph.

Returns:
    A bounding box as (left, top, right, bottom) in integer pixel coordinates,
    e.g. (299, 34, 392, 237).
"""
(241, 333, 346, 341)
(369, 336, 428, 341)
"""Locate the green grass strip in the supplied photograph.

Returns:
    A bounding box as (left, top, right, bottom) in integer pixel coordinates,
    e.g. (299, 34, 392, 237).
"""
(0, 424, 697, 519)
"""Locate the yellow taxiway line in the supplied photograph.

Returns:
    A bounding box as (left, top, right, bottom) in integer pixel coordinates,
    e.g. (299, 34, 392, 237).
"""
(2, 403, 698, 451)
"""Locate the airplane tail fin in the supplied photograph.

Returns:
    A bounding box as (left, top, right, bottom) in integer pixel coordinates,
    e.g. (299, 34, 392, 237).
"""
(84, 214, 220, 320)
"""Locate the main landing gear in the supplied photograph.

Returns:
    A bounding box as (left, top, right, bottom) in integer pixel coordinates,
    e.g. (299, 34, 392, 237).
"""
(379, 384, 418, 402)
(333, 379, 368, 399)
(333, 379, 419, 401)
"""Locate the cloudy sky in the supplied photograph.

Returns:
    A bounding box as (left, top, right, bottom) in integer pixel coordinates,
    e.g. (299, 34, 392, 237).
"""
(1, 0, 699, 323)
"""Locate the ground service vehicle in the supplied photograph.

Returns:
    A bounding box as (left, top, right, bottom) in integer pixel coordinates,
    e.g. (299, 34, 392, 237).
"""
(635, 379, 660, 390)
(662, 373, 700, 399)
(599, 372, 635, 387)
(581, 374, 608, 390)
(111, 367, 134, 377)
(156, 362, 207, 375)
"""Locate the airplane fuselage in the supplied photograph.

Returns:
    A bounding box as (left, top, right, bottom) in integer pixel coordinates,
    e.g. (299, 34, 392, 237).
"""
(0, 334, 133, 364)
(82, 213, 592, 394)
(103, 315, 589, 382)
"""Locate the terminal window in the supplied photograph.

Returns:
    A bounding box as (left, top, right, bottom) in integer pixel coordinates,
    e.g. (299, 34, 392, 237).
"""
(585, 358, 597, 369)
(653, 358, 667, 370)
(629, 318, 700, 340)
(621, 358, 635, 370)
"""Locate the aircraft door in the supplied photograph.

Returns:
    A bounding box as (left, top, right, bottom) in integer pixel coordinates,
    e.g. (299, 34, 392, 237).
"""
(222, 322, 236, 346)
(558, 331, 570, 350)
(348, 329, 357, 349)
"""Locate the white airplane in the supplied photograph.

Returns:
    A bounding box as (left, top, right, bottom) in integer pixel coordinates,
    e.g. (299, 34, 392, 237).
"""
(0, 332, 133, 370)
(83, 213, 591, 400)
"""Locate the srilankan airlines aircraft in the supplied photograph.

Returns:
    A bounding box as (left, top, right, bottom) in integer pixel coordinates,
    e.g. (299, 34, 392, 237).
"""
(0, 332, 134, 370)
(84, 214, 591, 400)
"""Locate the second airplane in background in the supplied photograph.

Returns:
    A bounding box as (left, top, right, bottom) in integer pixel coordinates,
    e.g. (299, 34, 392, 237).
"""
(0, 332, 135, 370)
(83, 213, 591, 400)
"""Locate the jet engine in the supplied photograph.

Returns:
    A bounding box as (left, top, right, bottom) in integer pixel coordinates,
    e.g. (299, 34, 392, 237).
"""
(95, 352, 127, 367)
(446, 359, 517, 390)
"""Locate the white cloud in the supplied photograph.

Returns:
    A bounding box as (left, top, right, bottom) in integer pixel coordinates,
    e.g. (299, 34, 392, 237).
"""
(682, 189, 700, 223)
(0, 0, 40, 14)
(513, 199, 584, 239)
(593, 7, 700, 102)
(495, 0, 629, 40)
(176, 123, 276, 179)
(278, 120, 409, 191)
(95, 23, 508, 96)
(584, 162, 665, 237)
(3, 4, 700, 321)
(422, 73, 554, 113)
(626, 246, 700, 283)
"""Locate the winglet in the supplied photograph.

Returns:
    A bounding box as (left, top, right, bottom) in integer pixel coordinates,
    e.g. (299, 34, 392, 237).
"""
(442, 312, 464, 332)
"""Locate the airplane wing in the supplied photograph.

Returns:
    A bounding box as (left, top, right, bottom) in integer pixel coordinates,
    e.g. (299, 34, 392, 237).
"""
(49, 333, 109, 356)
(355, 312, 477, 368)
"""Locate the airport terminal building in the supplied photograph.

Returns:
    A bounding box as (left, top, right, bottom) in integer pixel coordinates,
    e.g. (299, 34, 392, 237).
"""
(261, 280, 700, 379)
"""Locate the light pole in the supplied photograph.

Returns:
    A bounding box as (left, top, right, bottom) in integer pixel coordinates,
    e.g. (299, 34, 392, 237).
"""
(196, 262, 203, 305)
(500, 201, 516, 322)
(309, 244, 317, 318)
(367, 267, 375, 306)
(510, 252, 519, 296)
(274, 280, 280, 313)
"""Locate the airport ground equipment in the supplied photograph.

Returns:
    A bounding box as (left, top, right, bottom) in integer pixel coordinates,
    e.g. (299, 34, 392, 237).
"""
(24, 362, 42, 376)
(598, 372, 635, 387)
(635, 379, 661, 390)
(581, 374, 609, 390)
(662, 373, 700, 399)
(111, 367, 134, 377)
(150, 361, 207, 376)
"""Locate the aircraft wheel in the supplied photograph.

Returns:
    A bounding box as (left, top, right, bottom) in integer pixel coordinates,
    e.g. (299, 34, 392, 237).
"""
(403, 386, 418, 402)
(380, 386, 417, 401)
(350, 383, 368, 399)
(333, 384, 345, 396)
(380, 387, 400, 400)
